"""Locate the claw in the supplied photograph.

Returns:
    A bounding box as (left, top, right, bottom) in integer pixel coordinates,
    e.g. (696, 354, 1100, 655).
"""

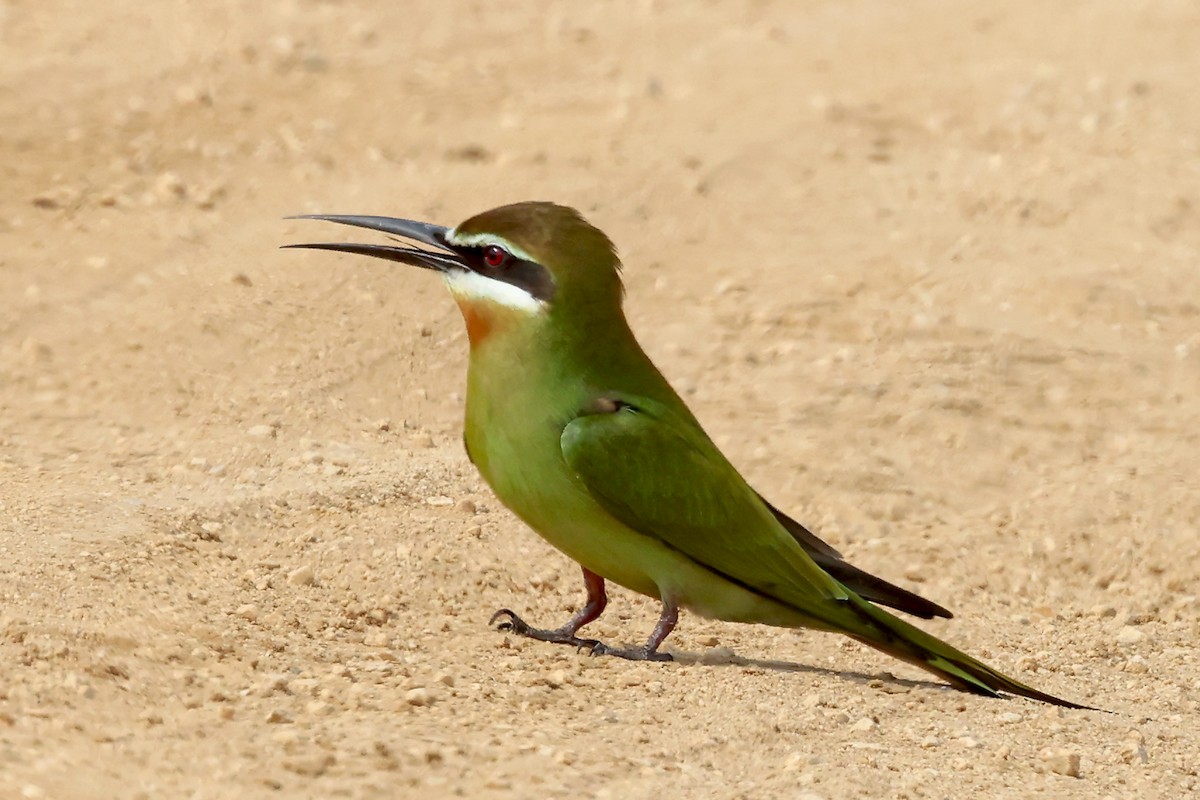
(489, 608, 520, 631)
(489, 607, 607, 652)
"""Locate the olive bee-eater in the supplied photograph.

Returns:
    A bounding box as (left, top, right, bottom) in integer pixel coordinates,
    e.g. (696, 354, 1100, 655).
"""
(286, 202, 1090, 708)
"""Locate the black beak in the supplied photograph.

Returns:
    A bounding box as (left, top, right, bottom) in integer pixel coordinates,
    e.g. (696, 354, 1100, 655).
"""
(282, 214, 464, 272)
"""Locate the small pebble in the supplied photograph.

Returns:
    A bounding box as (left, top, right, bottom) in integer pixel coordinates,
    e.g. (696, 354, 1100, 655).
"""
(306, 701, 334, 716)
(1120, 739, 1149, 764)
(801, 693, 824, 709)
(405, 687, 434, 706)
(247, 424, 276, 438)
(284, 753, 335, 777)
(272, 728, 300, 746)
(258, 676, 290, 696)
(1116, 626, 1145, 645)
(235, 604, 258, 622)
(1038, 747, 1081, 777)
(154, 172, 187, 201)
(286, 565, 315, 586)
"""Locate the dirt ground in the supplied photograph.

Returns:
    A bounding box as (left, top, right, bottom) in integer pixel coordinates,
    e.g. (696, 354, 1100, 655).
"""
(2, 1, 1199, 798)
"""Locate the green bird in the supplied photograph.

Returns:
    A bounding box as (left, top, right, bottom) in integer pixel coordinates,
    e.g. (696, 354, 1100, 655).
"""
(286, 201, 1090, 708)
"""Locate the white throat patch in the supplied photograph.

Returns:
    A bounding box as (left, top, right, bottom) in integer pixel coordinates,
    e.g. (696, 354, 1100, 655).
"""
(443, 269, 545, 314)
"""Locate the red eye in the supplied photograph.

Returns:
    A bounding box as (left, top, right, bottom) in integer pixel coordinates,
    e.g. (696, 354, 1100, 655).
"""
(482, 245, 509, 269)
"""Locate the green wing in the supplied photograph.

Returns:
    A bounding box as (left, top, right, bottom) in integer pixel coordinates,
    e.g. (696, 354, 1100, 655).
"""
(559, 393, 848, 610)
(756, 491, 952, 619)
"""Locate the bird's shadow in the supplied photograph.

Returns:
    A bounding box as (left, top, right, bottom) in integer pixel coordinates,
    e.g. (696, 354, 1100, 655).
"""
(666, 647, 952, 696)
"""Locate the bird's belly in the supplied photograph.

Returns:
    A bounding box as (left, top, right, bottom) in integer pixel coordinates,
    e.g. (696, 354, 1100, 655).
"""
(475, 445, 816, 627)
(479, 453, 664, 597)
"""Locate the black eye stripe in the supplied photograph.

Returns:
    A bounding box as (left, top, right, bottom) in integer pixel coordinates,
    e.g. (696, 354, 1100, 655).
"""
(456, 246, 557, 303)
(501, 260, 556, 302)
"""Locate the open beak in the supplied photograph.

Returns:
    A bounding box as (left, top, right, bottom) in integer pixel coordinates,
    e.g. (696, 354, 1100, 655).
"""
(282, 214, 465, 272)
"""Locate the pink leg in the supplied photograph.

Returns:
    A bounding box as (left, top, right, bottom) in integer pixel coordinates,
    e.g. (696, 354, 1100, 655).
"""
(591, 602, 678, 662)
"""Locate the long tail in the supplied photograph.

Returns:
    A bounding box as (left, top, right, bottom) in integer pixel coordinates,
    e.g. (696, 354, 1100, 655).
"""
(846, 597, 1097, 710)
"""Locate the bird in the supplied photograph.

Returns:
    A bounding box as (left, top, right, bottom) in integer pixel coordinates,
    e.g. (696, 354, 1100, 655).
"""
(285, 201, 1092, 709)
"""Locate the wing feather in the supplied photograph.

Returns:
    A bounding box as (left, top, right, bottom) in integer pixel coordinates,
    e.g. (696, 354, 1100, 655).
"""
(560, 394, 847, 610)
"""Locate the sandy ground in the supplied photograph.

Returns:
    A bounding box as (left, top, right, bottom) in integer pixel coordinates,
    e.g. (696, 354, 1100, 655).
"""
(2, 1, 1199, 798)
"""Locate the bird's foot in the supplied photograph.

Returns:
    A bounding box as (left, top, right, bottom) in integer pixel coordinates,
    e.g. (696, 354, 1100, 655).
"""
(489, 608, 602, 652)
(588, 642, 673, 662)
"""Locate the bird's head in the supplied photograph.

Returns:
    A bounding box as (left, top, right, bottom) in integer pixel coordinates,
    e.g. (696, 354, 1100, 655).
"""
(285, 202, 623, 346)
